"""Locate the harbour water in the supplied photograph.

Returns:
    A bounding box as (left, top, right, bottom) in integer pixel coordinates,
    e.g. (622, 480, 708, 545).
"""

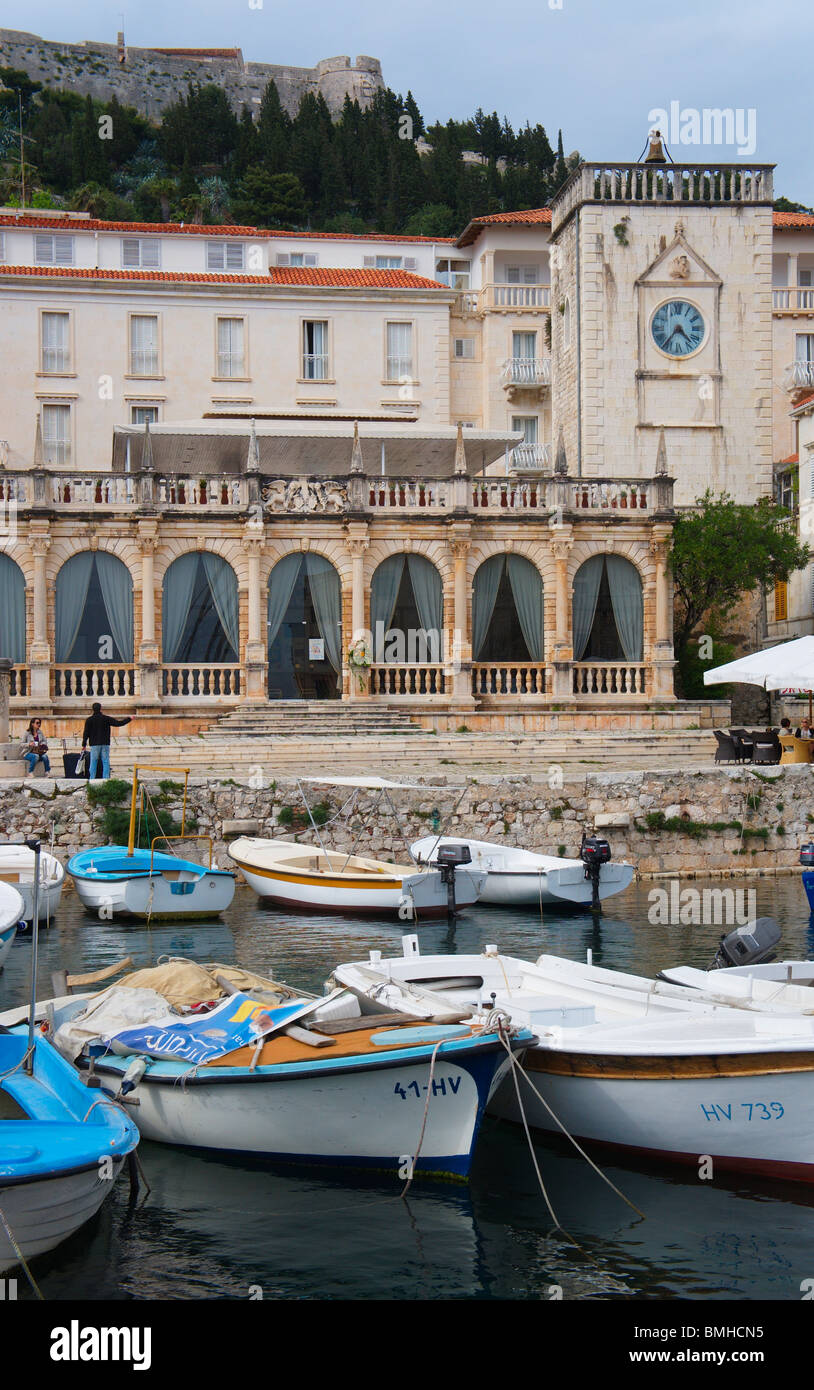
(3, 873, 814, 1301)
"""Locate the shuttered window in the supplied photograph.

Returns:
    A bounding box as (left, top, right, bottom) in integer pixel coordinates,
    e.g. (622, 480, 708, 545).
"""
(774, 579, 788, 622)
(303, 321, 328, 379)
(121, 238, 161, 269)
(386, 322, 412, 379)
(217, 318, 245, 377)
(41, 313, 70, 373)
(130, 315, 159, 376)
(42, 404, 71, 465)
(207, 241, 245, 270)
(34, 234, 74, 265)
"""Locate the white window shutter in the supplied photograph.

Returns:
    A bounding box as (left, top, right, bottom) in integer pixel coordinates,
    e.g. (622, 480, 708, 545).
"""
(141, 240, 161, 268)
(225, 243, 245, 270)
(363, 255, 376, 267)
(35, 235, 53, 264)
(276, 253, 290, 266)
(404, 257, 418, 270)
(304, 253, 318, 267)
(122, 238, 141, 268)
(54, 236, 74, 265)
(207, 243, 224, 270)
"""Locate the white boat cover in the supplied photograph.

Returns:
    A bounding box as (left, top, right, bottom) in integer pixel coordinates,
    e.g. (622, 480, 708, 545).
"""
(54, 986, 172, 1060)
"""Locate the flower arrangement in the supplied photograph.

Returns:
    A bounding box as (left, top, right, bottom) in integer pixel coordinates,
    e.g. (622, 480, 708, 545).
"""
(347, 637, 372, 691)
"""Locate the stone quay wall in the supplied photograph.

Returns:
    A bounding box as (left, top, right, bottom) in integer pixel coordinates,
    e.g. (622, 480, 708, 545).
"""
(0, 766, 810, 879)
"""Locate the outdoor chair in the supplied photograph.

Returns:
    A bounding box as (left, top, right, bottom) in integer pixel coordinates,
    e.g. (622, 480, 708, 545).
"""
(729, 728, 754, 761)
(713, 730, 740, 763)
(750, 731, 782, 764)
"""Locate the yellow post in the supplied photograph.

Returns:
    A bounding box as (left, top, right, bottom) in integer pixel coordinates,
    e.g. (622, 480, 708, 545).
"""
(127, 768, 139, 857)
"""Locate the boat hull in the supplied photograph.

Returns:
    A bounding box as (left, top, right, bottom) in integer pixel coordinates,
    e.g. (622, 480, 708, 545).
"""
(0, 849, 65, 925)
(491, 1051, 814, 1181)
(410, 836, 634, 907)
(0, 1161, 125, 1273)
(93, 1044, 513, 1179)
(232, 859, 483, 919)
(67, 847, 235, 919)
(0, 923, 15, 971)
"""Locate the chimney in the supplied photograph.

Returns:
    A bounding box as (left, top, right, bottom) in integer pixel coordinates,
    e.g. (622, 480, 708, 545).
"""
(117, 32, 126, 65)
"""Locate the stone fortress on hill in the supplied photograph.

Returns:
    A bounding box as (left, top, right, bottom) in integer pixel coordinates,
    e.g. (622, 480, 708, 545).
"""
(0, 28, 385, 118)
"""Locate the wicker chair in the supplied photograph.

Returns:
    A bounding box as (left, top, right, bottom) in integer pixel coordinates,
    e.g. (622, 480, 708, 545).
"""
(713, 730, 740, 763)
(729, 728, 754, 762)
(750, 731, 782, 764)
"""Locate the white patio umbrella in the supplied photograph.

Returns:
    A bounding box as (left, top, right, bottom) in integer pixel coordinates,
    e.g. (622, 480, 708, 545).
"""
(703, 635, 814, 721)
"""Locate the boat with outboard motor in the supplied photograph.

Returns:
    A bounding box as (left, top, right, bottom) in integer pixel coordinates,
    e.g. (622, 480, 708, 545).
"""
(333, 930, 814, 1183)
(229, 776, 485, 920)
(67, 766, 235, 919)
(0, 845, 64, 926)
(410, 834, 634, 909)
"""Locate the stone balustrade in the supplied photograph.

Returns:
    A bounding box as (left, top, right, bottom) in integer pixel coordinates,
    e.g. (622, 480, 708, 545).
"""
(773, 287, 814, 313)
(53, 664, 137, 698)
(501, 356, 551, 389)
(552, 162, 774, 234)
(784, 361, 814, 392)
(472, 662, 547, 697)
(367, 663, 447, 696)
(572, 662, 648, 697)
(161, 664, 243, 699)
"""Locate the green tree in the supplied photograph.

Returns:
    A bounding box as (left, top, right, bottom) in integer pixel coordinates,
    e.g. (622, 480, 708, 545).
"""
(231, 167, 308, 228)
(671, 491, 810, 664)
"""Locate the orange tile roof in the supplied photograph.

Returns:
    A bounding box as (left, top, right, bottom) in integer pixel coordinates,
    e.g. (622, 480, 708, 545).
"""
(778, 453, 799, 463)
(0, 263, 444, 291)
(773, 211, 814, 229)
(0, 213, 455, 245)
(457, 207, 552, 246)
(791, 391, 814, 414)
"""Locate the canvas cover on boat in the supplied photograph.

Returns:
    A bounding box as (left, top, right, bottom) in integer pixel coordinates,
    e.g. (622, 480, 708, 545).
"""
(115, 957, 299, 1009)
(106, 990, 315, 1065)
(54, 986, 172, 1060)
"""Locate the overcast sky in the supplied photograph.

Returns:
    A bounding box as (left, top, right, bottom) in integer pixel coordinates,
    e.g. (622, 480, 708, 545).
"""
(4, 0, 811, 203)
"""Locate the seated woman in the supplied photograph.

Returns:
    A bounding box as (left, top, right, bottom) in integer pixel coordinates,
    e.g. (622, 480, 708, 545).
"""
(21, 717, 50, 776)
(794, 718, 813, 739)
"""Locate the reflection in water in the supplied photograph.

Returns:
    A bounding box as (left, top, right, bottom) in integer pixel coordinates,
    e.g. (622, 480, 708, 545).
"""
(3, 873, 814, 1299)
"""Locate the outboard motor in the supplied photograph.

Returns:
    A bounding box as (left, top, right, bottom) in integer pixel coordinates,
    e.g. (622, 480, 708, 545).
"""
(800, 843, 814, 867)
(710, 917, 781, 970)
(580, 833, 611, 915)
(435, 843, 472, 918)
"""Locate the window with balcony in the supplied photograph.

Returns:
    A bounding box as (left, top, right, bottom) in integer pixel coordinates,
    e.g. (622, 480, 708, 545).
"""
(386, 322, 413, 380)
(207, 241, 245, 271)
(41, 403, 71, 465)
(130, 315, 159, 376)
(302, 321, 329, 380)
(436, 258, 470, 290)
(131, 404, 160, 426)
(505, 264, 539, 284)
(511, 416, 538, 444)
(121, 237, 161, 269)
(41, 312, 71, 373)
(34, 234, 74, 266)
(217, 317, 246, 377)
(512, 331, 537, 359)
(796, 335, 814, 363)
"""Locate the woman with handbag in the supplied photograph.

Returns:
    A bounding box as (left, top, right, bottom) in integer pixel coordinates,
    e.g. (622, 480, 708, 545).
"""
(21, 717, 51, 776)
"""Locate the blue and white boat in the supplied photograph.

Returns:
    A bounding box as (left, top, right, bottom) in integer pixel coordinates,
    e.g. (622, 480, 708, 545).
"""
(0, 883, 25, 970)
(56, 986, 530, 1180)
(0, 1028, 139, 1272)
(66, 766, 235, 919)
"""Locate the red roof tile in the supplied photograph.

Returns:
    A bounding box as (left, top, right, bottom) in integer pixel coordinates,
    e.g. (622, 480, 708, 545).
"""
(0, 213, 455, 245)
(773, 211, 814, 229)
(457, 208, 551, 246)
(0, 263, 444, 291)
(779, 454, 799, 463)
(791, 391, 814, 414)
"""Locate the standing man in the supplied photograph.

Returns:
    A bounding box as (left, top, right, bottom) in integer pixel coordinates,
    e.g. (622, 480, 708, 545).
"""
(82, 702, 133, 780)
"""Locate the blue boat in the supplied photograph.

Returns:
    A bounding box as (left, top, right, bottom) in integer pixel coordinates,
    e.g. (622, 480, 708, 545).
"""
(66, 765, 236, 918)
(803, 870, 814, 913)
(0, 1027, 139, 1272)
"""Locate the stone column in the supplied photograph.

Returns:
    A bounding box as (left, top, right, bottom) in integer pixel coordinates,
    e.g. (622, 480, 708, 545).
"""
(0, 657, 23, 774)
(242, 526, 267, 701)
(549, 531, 575, 702)
(447, 526, 475, 706)
(650, 530, 676, 700)
(345, 526, 369, 700)
(28, 530, 52, 702)
(137, 522, 160, 706)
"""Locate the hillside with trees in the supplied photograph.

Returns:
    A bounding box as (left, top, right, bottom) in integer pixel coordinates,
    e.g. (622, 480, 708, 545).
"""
(0, 67, 575, 233)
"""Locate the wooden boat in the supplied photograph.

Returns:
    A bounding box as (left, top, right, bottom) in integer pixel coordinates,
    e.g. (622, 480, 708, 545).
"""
(411, 835, 634, 908)
(0, 881, 25, 948)
(44, 980, 529, 1180)
(0, 845, 65, 925)
(0, 1028, 139, 1272)
(228, 837, 484, 918)
(67, 765, 235, 919)
(334, 940, 814, 1183)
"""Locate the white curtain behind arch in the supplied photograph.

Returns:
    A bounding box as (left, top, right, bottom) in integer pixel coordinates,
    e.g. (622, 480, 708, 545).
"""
(55, 553, 94, 661)
(162, 553, 199, 662)
(305, 554, 341, 676)
(267, 553, 303, 651)
(95, 552, 134, 661)
(406, 554, 443, 635)
(0, 555, 26, 662)
(370, 555, 405, 642)
(572, 555, 604, 661)
(201, 553, 239, 659)
(472, 555, 504, 659)
(606, 555, 643, 661)
(507, 555, 544, 661)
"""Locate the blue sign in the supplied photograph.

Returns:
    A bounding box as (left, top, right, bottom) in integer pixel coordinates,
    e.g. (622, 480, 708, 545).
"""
(106, 992, 311, 1066)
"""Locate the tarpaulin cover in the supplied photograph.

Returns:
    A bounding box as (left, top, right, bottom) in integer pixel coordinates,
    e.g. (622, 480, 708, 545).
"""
(106, 990, 313, 1066)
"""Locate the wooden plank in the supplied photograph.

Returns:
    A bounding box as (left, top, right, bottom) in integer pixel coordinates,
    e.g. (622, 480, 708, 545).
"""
(309, 1011, 470, 1035)
(66, 956, 134, 987)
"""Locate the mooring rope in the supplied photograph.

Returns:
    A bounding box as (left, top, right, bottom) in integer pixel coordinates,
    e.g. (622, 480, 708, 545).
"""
(0, 1202, 44, 1299)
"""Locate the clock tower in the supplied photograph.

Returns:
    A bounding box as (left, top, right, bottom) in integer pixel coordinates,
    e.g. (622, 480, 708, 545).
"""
(548, 160, 775, 506)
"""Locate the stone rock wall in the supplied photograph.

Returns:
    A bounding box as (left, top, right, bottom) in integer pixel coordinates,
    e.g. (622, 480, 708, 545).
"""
(0, 30, 384, 118)
(0, 766, 809, 879)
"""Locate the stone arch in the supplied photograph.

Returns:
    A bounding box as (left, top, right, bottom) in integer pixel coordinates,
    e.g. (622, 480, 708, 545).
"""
(471, 551, 544, 663)
(369, 551, 445, 664)
(0, 553, 26, 662)
(161, 551, 239, 664)
(54, 550, 134, 663)
(572, 551, 644, 662)
(266, 549, 343, 700)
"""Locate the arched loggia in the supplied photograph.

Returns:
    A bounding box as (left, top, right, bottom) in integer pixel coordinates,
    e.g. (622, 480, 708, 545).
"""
(267, 553, 342, 699)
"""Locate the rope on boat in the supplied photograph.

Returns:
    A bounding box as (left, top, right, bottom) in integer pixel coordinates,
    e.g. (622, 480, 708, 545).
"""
(397, 1037, 444, 1200)
(0, 1202, 44, 1299)
(499, 1032, 646, 1220)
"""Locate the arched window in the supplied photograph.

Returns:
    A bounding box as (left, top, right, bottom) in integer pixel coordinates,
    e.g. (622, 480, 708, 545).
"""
(370, 554, 443, 662)
(267, 553, 341, 699)
(0, 554, 26, 662)
(162, 553, 238, 663)
(472, 554, 543, 661)
(573, 555, 643, 661)
(55, 552, 133, 662)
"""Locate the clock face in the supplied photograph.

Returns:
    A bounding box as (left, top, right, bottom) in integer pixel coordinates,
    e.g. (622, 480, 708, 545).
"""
(651, 300, 706, 357)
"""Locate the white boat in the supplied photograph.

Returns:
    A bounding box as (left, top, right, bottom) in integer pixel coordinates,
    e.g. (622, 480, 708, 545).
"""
(411, 836, 634, 908)
(43, 974, 529, 1180)
(0, 882, 24, 970)
(334, 940, 814, 1183)
(66, 765, 235, 919)
(0, 845, 65, 925)
(228, 837, 484, 919)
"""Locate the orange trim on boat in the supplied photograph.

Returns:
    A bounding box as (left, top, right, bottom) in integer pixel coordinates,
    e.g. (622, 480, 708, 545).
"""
(525, 1049, 814, 1080)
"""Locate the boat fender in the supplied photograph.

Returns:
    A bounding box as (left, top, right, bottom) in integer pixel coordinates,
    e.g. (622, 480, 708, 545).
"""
(119, 1055, 148, 1096)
